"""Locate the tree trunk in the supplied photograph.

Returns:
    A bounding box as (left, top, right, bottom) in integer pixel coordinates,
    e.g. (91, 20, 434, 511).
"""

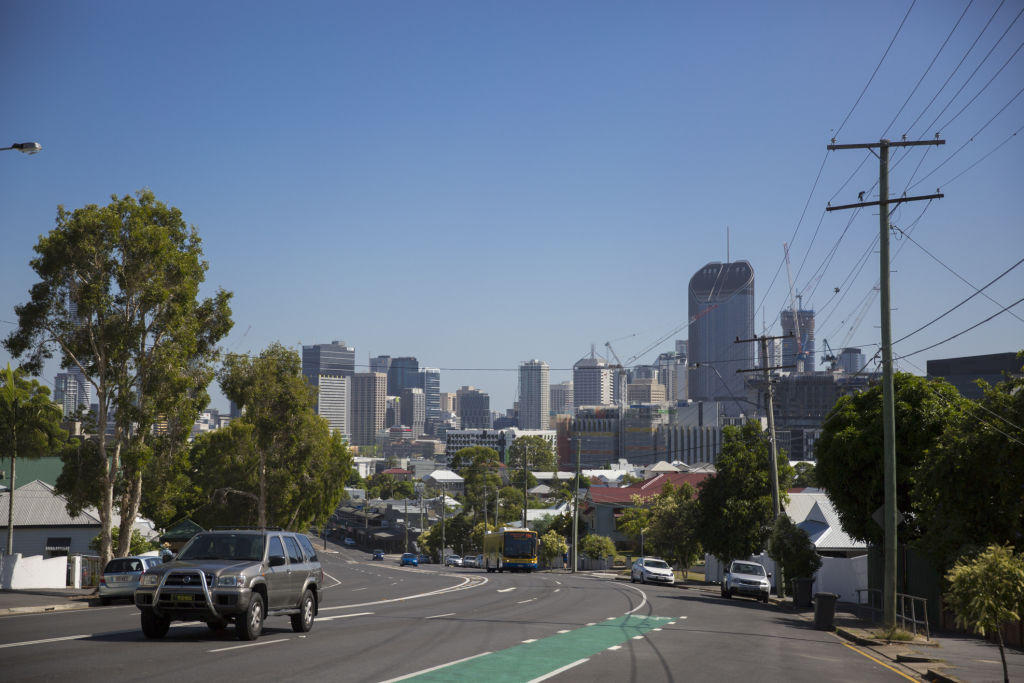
(998, 631, 1008, 683)
(116, 468, 143, 557)
(96, 393, 117, 568)
(257, 448, 266, 529)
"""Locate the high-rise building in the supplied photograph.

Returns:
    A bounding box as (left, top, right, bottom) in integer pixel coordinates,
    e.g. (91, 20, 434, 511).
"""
(781, 307, 816, 372)
(627, 378, 667, 404)
(440, 392, 458, 414)
(456, 386, 491, 429)
(350, 372, 386, 446)
(387, 356, 421, 396)
(837, 347, 864, 374)
(400, 387, 426, 437)
(369, 355, 392, 376)
(573, 350, 613, 407)
(927, 352, 1022, 400)
(54, 369, 91, 418)
(315, 374, 350, 439)
(550, 381, 574, 415)
(687, 261, 755, 411)
(420, 367, 441, 430)
(656, 349, 687, 403)
(518, 360, 550, 430)
(302, 341, 355, 387)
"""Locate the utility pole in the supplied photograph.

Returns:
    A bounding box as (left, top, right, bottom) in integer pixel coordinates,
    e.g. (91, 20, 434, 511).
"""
(522, 443, 530, 529)
(440, 483, 446, 564)
(404, 497, 409, 553)
(826, 136, 944, 629)
(572, 437, 581, 574)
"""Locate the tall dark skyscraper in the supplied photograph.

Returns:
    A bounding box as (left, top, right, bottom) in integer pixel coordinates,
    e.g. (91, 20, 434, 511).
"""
(302, 341, 355, 386)
(456, 386, 491, 428)
(687, 261, 755, 410)
(387, 356, 421, 396)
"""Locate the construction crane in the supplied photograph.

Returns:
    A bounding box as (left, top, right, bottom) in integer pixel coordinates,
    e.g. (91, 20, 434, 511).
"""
(783, 242, 806, 372)
(604, 341, 628, 407)
(820, 338, 837, 371)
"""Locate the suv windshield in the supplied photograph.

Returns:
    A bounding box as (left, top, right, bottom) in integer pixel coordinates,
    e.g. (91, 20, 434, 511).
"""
(732, 563, 765, 576)
(177, 533, 266, 561)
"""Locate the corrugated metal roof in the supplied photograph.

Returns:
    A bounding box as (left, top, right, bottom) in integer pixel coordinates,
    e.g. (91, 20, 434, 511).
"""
(0, 480, 101, 527)
(785, 491, 865, 551)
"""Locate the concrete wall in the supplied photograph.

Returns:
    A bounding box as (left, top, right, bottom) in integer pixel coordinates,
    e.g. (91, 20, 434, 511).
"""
(0, 553, 69, 590)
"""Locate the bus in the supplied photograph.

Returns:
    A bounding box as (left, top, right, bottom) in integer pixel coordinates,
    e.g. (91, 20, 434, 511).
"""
(482, 528, 539, 573)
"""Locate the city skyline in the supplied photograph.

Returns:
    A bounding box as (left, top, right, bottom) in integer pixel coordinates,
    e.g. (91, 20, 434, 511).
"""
(2, 2, 1021, 414)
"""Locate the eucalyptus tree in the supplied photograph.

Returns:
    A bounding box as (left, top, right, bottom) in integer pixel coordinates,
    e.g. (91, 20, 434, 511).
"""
(4, 190, 232, 563)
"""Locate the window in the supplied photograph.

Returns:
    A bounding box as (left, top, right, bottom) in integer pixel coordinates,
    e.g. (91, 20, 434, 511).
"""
(45, 537, 72, 558)
(296, 535, 318, 561)
(284, 536, 303, 564)
(268, 535, 284, 560)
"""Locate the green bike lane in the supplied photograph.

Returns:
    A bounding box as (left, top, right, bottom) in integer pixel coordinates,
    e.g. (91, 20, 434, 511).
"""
(385, 613, 677, 682)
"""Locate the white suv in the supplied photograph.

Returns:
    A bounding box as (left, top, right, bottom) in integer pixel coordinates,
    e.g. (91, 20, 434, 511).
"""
(721, 560, 771, 603)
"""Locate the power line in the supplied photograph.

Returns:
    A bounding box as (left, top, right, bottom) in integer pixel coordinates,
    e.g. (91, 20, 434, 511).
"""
(896, 295, 1024, 360)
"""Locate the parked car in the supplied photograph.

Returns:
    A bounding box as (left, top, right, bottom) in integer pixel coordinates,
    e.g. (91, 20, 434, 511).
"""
(473, 554, 484, 569)
(400, 553, 419, 567)
(462, 555, 477, 568)
(99, 555, 163, 605)
(343, 538, 356, 547)
(445, 555, 462, 567)
(721, 560, 771, 603)
(630, 557, 675, 585)
(134, 529, 322, 640)
(417, 554, 431, 564)
(372, 549, 385, 560)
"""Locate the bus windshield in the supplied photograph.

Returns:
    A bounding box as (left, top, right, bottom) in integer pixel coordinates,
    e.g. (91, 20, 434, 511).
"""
(504, 535, 536, 558)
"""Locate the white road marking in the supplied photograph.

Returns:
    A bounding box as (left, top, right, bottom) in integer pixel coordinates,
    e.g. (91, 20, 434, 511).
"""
(527, 658, 589, 683)
(517, 598, 537, 604)
(607, 645, 622, 651)
(522, 638, 538, 643)
(586, 622, 596, 626)
(424, 612, 456, 619)
(556, 629, 570, 634)
(679, 616, 688, 619)
(621, 582, 648, 615)
(321, 575, 485, 611)
(322, 571, 342, 589)
(208, 638, 289, 653)
(0, 634, 90, 649)
(352, 587, 368, 591)
(632, 635, 644, 640)
(554, 580, 562, 585)
(319, 612, 373, 621)
(553, 588, 560, 593)
(378, 651, 493, 682)
(497, 587, 516, 593)
(652, 628, 662, 631)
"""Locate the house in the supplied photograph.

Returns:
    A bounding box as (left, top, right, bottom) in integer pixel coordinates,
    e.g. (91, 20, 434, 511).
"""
(583, 471, 711, 544)
(381, 467, 413, 482)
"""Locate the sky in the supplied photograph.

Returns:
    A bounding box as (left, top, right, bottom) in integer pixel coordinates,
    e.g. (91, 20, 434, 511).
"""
(1, 0, 1022, 414)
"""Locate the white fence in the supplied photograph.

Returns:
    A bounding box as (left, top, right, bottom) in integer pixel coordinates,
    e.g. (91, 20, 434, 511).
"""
(704, 552, 867, 601)
(0, 553, 69, 590)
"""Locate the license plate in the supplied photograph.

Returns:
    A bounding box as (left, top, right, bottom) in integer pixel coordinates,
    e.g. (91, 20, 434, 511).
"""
(173, 593, 193, 602)
(111, 575, 131, 582)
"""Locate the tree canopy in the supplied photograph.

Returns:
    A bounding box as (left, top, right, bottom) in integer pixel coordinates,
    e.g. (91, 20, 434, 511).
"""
(506, 435, 557, 472)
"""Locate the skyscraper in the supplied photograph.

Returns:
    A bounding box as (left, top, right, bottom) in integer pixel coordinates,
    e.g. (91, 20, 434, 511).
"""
(54, 369, 91, 418)
(780, 307, 816, 372)
(302, 341, 355, 386)
(400, 387, 426, 437)
(518, 360, 550, 430)
(687, 261, 755, 409)
(369, 355, 392, 376)
(573, 350, 612, 407)
(550, 381, 574, 415)
(351, 372, 386, 446)
(456, 386, 491, 429)
(316, 374, 350, 440)
(420, 367, 441, 431)
(387, 356, 421, 396)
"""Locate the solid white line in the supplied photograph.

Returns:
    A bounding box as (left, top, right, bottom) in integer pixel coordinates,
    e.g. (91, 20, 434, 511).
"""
(352, 587, 368, 591)
(424, 612, 456, 619)
(321, 575, 483, 611)
(497, 587, 516, 593)
(527, 658, 589, 683)
(319, 612, 373, 621)
(0, 634, 90, 649)
(621, 582, 648, 615)
(377, 651, 493, 683)
(208, 638, 289, 653)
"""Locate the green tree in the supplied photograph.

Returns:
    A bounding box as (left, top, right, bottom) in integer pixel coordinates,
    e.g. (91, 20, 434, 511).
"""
(451, 446, 502, 522)
(89, 527, 159, 556)
(815, 372, 965, 546)
(420, 512, 473, 559)
(469, 521, 496, 553)
(616, 496, 651, 553)
(648, 483, 702, 574)
(4, 190, 233, 564)
(697, 421, 794, 563)
(792, 462, 817, 488)
(944, 544, 1024, 683)
(0, 364, 66, 554)
(768, 513, 822, 581)
(540, 529, 568, 568)
(506, 435, 556, 473)
(914, 363, 1024, 571)
(579, 534, 616, 560)
(207, 343, 352, 529)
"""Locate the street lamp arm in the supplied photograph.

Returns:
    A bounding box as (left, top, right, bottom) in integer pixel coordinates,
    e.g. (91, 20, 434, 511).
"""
(2, 142, 42, 154)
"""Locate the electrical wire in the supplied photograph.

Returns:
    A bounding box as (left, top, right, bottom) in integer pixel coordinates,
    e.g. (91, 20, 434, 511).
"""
(895, 295, 1024, 360)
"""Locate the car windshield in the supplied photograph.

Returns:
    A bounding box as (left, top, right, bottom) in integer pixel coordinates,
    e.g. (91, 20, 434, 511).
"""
(177, 533, 265, 561)
(104, 558, 144, 573)
(644, 559, 670, 569)
(733, 563, 765, 576)
(402, 553, 415, 558)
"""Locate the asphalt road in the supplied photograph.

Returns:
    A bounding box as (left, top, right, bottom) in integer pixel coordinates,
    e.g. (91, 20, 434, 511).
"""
(0, 543, 917, 682)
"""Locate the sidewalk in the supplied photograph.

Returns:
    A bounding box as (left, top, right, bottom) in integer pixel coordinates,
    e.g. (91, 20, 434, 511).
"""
(611, 574, 1023, 682)
(0, 587, 96, 615)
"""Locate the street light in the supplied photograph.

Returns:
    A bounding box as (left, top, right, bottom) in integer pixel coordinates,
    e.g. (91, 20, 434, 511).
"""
(1, 142, 42, 154)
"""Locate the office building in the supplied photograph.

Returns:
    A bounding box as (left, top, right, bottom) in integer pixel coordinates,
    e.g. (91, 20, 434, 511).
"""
(573, 350, 613, 407)
(781, 307, 816, 372)
(927, 352, 1022, 400)
(518, 360, 550, 430)
(627, 378, 667, 404)
(369, 355, 392, 376)
(456, 386, 491, 429)
(444, 428, 557, 464)
(687, 261, 755, 412)
(53, 369, 92, 418)
(420, 367, 441, 430)
(387, 356, 421, 396)
(400, 387, 426, 437)
(550, 381, 574, 415)
(351, 372, 386, 447)
(837, 347, 864, 374)
(302, 341, 355, 387)
(316, 374, 350, 440)
(440, 392, 457, 414)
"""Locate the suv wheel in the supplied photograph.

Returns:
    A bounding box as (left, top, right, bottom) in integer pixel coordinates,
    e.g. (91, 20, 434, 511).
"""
(140, 608, 170, 639)
(237, 593, 264, 641)
(291, 590, 315, 633)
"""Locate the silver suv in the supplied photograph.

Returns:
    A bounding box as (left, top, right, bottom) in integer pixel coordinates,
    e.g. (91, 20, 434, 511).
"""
(134, 529, 322, 640)
(721, 560, 771, 603)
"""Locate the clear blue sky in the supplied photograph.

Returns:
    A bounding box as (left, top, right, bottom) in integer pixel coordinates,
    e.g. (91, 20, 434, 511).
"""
(2, 0, 1022, 413)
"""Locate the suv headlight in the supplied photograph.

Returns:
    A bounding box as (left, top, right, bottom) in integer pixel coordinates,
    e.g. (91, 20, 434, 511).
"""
(217, 574, 245, 587)
(140, 574, 160, 586)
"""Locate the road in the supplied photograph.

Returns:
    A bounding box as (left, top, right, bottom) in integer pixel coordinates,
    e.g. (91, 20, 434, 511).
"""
(0, 542, 916, 682)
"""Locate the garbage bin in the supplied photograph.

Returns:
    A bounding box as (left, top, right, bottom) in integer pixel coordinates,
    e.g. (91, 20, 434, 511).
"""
(814, 592, 838, 630)
(791, 577, 814, 609)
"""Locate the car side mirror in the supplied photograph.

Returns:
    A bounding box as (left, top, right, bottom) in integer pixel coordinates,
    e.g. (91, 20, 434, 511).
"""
(269, 555, 287, 567)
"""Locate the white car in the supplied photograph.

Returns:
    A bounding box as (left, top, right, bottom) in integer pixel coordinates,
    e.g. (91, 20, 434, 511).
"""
(721, 560, 771, 603)
(630, 557, 675, 585)
(445, 555, 462, 567)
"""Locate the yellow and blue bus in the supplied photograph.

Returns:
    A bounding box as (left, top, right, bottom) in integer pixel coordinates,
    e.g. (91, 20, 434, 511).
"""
(482, 528, 539, 573)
